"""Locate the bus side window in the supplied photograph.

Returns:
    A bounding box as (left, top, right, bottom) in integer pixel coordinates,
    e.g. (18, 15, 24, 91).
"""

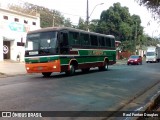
(105, 37, 111, 48)
(111, 38, 115, 48)
(60, 32, 69, 54)
(99, 36, 105, 47)
(80, 33, 90, 46)
(90, 35, 98, 47)
(69, 32, 80, 45)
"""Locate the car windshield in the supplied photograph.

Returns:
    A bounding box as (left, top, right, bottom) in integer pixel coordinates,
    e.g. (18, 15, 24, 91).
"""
(130, 55, 139, 59)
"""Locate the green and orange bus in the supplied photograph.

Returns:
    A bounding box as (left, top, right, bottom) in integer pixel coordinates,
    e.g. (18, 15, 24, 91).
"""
(25, 27, 116, 77)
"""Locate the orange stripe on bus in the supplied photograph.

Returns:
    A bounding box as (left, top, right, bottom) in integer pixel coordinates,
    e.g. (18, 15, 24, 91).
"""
(25, 60, 61, 73)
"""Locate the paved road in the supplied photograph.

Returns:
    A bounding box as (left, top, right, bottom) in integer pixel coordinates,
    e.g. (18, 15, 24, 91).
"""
(0, 62, 160, 120)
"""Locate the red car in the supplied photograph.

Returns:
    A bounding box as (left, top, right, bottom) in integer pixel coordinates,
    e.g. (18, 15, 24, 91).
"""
(127, 55, 142, 65)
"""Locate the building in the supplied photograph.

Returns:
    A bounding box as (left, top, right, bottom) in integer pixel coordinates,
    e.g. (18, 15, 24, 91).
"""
(0, 7, 40, 62)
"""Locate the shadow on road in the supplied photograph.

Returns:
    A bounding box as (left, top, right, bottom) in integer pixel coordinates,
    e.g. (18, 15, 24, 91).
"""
(29, 68, 112, 80)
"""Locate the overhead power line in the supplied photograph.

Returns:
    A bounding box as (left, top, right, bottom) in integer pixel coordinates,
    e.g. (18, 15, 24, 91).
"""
(60, 11, 86, 18)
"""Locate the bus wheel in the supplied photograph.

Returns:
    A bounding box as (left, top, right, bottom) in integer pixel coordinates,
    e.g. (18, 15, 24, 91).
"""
(42, 72, 52, 77)
(81, 68, 90, 73)
(65, 64, 75, 76)
(99, 61, 108, 71)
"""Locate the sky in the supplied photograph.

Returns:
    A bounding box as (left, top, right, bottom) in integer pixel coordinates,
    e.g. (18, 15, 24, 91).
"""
(0, 0, 160, 37)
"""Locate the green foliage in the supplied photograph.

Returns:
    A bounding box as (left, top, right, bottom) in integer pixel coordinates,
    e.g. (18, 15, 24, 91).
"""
(145, 35, 160, 46)
(37, 7, 55, 28)
(136, 0, 160, 20)
(89, 19, 99, 32)
(119, 22, 132, 40)
(120, 40, 135, 52)
(64, 18, 72, 27)
(77, 17, 87, 30)
(36, 7, 66, 28)
(88, 2, 146, 52)
(96, 2, 136, 42)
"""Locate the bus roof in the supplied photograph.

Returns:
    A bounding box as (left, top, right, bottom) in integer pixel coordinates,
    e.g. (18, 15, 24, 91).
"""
(28, 27, 115, 39)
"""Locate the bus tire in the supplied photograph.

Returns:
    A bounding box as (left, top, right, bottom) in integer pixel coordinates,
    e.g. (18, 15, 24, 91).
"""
(99, 61, 108, 71)
(81, 68, 90, 73)
(42, 72, 52, 77)
(65, 64, 75, 76)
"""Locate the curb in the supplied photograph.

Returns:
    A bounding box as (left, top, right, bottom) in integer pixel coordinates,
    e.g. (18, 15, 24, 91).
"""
(0, 72, 5, 75)
(0, 73, 29, 78)
(144, 91, 160, 111)
(115, 61, 127, 65)
(109, 82, 160, 120)
(0, 72, 6, 78)
(116, 63, 126, 65)
(136, 91, 160, 120)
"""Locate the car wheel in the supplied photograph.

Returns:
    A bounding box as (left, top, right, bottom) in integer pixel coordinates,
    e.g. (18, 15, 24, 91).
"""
(65, 64, 75, 76)
(99, 61, 108, 71)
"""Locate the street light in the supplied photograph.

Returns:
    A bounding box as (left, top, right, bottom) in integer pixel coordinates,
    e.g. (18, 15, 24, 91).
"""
(134, 21, 137, 54)
(89, 3, 104, 19)
(86, 0, 104, 30)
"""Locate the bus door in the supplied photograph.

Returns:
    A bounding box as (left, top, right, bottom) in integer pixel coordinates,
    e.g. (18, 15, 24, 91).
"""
(59, 31, 69, 54)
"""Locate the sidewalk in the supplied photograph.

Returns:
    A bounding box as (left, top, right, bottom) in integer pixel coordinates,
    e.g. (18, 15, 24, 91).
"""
(0, 60, 27, 78)
(116, 59, 127, 65)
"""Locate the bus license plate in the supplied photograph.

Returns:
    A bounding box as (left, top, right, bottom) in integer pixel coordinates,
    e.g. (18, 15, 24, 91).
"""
(29, 51, 38, 55)
(38, 67, 43, 70)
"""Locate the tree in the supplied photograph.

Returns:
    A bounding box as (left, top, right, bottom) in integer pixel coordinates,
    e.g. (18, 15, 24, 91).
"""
(97, 2, 134, 41)
(34, 6, 66, 28)
(37, 7, 55, 28)
(89, 19, 99, 32)
(136, 0, 160, 19)
(130, 15, 144, 51)
(91, 2, 145, 52)
(77, 17, 87, 30)
(8, 2, 37, 16)
(63, 18, 72, 27)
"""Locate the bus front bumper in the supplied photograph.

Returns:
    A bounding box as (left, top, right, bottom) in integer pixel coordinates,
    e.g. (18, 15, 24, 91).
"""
(25, 60, 61, 73)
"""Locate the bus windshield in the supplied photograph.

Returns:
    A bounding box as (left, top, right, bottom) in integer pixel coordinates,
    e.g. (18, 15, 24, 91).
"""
(25, 31, 58, 55)
(146, 52, 155, 56)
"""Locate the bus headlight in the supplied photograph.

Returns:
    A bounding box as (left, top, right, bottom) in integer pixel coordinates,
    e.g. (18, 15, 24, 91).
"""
(26, 67, 30, 70)
(53, 66, 57, 69)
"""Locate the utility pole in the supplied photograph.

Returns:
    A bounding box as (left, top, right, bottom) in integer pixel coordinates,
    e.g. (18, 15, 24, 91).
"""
(53, 11, 55, 27)
(86, 0, 89, 31)
(134, 21, 137, 54)
(86, 0, 104, 31)
(53, 15, 55, 27)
